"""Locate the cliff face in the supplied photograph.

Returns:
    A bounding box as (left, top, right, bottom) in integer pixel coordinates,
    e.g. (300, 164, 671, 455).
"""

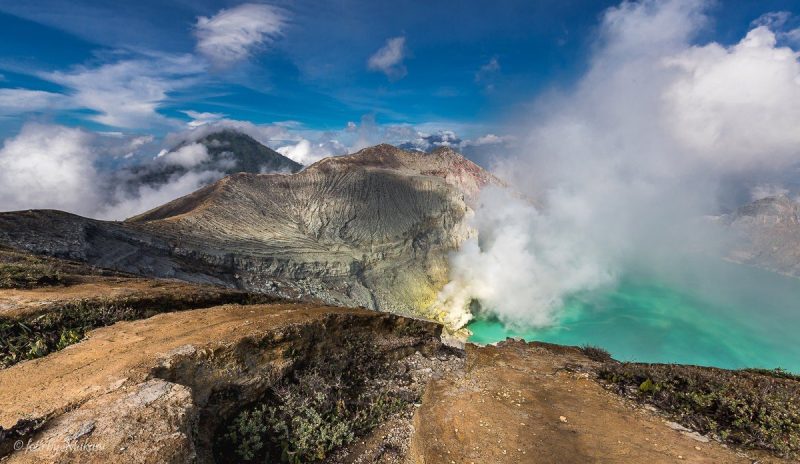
(717, 195, 800, 276)
(0, 145, 498, 324)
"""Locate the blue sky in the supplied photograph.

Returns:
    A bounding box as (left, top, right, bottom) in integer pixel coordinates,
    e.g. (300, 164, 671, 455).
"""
(2, 0, 798, 145)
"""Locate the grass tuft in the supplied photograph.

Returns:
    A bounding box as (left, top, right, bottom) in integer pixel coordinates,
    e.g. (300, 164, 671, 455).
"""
(580, 344, 613, 362)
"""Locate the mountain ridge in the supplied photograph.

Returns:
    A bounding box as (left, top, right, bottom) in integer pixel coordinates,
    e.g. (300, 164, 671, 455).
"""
(718, 194, 800, 277)
(0, 144, 499, 327)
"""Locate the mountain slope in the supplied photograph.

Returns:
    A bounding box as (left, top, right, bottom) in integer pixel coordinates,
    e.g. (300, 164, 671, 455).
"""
(127, 130, 302, 189)
(717, 195, 800, 276)
(0, 145, 498, 325)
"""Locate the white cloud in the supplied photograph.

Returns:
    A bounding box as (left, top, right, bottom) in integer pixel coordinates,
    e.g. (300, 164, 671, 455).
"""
(182, 110, 227, 128)
(159, 142, 209, 168)
(752, 11, 791, 30)
(435, 187, 614, 329)
(42, 54, 204, 129)
(475, 57, 500, 90)
(464, 133, 511, 146)
(195, 3, 286, 67)
(0, 88, 66, 115)
(0, 123, 225, 220)
(663, 25, 800, 169)
(164, 118, 295, 148)
(276, 138, 348, 165)
(367, 36, 408, 79)
(0, 124, 101, 216)
(98, 169, 223, 220)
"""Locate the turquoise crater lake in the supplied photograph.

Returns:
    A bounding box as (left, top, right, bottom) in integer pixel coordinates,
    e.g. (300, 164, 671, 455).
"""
(468, 258, 800, 372)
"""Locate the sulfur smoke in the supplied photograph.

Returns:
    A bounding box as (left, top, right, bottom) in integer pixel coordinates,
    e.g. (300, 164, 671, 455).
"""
(436, 0, 800, 329)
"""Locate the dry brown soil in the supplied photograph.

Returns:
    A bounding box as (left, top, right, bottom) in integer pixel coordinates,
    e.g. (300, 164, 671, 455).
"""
(408, 340, 792, 464)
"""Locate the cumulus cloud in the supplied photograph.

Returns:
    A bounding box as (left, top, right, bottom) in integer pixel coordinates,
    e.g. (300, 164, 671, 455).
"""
(436, 0, 800, 329)
(367, 36, 408, 79)
(0, 123, 232, 220)
(157, 142, 209, 168)
(752, 11, 800, 46)
(0, 124, 101, 216)
(195, 3, 286, 67)
(275, 137, 347, 165)
(663, 26, 800, 168)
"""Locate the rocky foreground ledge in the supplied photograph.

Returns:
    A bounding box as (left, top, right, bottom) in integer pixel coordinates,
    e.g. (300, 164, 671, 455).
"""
(0, 250, 797, 463)
(0, 303, 449, 463)
(1, 304, 796, 463)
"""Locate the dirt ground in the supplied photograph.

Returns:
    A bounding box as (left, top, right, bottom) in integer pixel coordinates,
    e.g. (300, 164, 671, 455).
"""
(407, 340, 791, 464)
(0, 276, 246, 319)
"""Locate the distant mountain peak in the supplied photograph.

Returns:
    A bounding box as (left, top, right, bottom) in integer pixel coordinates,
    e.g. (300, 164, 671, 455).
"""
(182, 129, 303, 174)
(735, 195, 799, 219)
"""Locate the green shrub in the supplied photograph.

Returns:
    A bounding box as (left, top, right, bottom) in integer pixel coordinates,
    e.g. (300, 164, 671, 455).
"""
(599, 362, 800, 457)
(221, 336, 406, 463)
(638, 378, 660, 394)
(580, 344, 612, 362)
(0, 289, 272, 368)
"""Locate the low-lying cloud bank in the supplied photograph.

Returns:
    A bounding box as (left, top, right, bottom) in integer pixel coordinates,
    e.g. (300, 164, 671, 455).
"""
(436, 0, 800, 329)
(0, 123, 226, 220)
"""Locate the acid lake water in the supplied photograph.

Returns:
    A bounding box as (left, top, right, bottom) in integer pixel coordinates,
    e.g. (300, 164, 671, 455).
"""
(468, 258, 800, 372)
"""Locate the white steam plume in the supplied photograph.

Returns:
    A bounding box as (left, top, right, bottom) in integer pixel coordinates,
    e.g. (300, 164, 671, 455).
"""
(436, 0, 800, 329)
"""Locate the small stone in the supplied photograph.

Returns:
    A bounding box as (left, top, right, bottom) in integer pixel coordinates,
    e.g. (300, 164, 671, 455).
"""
(559, 416, 568, 423)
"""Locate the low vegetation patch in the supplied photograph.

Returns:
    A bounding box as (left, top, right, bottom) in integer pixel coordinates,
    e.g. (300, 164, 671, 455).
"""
(580, 344, 612, 362)
(598, 362, 800, 458)
(0, 261, 63, 289)
(217, 335, 407, 463)
(0, 246, 136, 289)
(0, 293, 279, 368)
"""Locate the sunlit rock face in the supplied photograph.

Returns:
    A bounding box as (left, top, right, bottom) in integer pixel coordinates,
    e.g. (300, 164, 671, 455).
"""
(718, 195, 800, 277)
(0, 144, 498, 325)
